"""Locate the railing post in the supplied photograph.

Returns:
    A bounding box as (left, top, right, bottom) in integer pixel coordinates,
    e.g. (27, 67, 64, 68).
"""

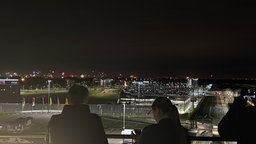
(123, 103, 126, 129)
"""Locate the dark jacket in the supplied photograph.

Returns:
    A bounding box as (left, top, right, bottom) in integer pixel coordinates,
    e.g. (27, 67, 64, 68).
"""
(139, 118, 189, 144)
(48, 104, 108, 144)
(218, 98, 256, 144)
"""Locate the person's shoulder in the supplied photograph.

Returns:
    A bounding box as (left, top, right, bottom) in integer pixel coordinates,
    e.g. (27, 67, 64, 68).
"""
(142, 124, 156, 132)
(50, 114, 62, 120)
(86, 113, 103, 121)
(48, 114, 62, 126)
(141, 124, 157, 139)
(88, 112, 100, 118)
(243, 106, 256, 122)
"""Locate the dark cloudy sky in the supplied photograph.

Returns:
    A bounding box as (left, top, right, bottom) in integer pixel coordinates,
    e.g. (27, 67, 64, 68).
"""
(0, 1, 255, 78)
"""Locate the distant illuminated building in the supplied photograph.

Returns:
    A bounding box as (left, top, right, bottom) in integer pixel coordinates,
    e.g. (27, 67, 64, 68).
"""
(100, 78, 113, 86)
(0, 79, 21, 103)
(186, 77, 198, 88)
(192, 78, 198, 87)
(186, 77, 192, 87)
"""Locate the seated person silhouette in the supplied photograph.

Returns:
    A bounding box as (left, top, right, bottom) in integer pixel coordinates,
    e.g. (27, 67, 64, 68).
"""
(218, 88, 256, 144)
(139, 97, 189, 144)
(48, 84, 108, 144)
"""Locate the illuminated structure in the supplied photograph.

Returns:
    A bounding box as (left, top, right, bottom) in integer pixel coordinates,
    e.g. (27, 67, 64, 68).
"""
(0, 79, 21, 103)
(186, 77, 198, 88)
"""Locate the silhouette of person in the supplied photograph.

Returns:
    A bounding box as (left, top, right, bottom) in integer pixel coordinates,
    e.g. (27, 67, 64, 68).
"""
(138, 97, 189, 144)
(48, 84, 108, 144)
(218, 88, 256, 144)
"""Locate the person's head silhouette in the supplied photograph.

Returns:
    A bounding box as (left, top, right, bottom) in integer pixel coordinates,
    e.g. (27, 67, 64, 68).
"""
(151, 97, 180, 124)
(68, 84, 89, 105)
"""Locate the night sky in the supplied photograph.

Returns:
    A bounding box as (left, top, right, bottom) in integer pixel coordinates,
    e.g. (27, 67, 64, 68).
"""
(0, 1, 255, 78)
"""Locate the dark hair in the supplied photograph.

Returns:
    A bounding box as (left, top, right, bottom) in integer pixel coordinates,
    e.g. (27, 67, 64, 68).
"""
(152, 97, 180, 124)
(68, 84, 88, 104)
(152, 97, 173, 113)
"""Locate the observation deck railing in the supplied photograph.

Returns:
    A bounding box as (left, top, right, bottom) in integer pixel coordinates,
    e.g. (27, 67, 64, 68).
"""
(0, 134, 238, 144)
(107, 134, 238, 144)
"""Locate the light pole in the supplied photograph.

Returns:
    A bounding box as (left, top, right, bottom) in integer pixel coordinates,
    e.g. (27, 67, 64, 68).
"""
(47, 80, 52, 113)
(123, 103, 126, 130)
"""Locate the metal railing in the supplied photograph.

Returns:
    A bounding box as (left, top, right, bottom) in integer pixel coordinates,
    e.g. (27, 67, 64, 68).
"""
(0, 134, 238, 144)
(0, 103, 237, 143)
(107, 134, 238, 144)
